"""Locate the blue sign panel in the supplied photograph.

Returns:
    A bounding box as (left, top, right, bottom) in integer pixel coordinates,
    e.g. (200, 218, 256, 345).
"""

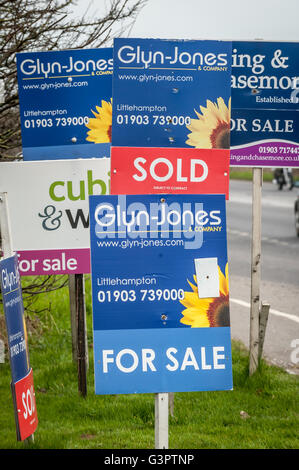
(0, 255, 29, 383)
(16, 48, 113, 160)
(112, 38, 231, 149)
(93, 327, 232, 395)
(231, 41, 299, 167)
(89, 194, 233, 394)
(231, 41, 299, 110)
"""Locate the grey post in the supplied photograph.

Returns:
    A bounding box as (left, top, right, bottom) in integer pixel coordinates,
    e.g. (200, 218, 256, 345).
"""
(249, 168, 263, 375)
(155, 392, 169, 449)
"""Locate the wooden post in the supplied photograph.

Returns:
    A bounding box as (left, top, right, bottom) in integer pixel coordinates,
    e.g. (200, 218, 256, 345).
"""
(75, 273, 88, 397)
(258, 301, 270, 363)
(68, 274, 78, 362)
(68, 273, 88, 395)
(0, 192, 34, 443)
(155, 393, 169, 449)
(249, 168, 263, 375)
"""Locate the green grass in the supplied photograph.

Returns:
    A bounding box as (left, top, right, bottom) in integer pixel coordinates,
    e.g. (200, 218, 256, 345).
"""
(230, 169, 275, 182)
(0, 276, 298, 449)
(230, 168, 299, 183)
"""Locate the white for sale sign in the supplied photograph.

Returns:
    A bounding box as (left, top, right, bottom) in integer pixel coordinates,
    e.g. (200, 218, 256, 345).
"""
(0, 158, 110, 275)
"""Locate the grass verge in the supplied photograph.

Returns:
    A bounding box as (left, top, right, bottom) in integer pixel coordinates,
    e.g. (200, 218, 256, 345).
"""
(230, 168, 299, 183)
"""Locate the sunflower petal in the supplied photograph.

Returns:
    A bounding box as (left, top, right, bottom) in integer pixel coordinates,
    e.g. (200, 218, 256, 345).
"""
(85, 99, 112, 143)
(218, 267, 227, 296)
(186, 97, 230, 150)
(191, 316, 210, 328)
(180, 292, 214, 311)
(180, 308, 210, 327)
(187, 279, 198, 292)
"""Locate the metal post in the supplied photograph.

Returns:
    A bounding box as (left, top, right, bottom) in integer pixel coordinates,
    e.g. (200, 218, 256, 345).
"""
(249, 168, 263, 375)
(155, 393, 169, 449)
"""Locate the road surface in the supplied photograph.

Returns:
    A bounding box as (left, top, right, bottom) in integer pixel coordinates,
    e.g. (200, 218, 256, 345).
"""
(227, 178, 299, 374)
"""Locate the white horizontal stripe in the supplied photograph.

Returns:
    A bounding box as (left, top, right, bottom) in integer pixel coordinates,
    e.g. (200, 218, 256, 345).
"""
(230, 297, 299, 323)
(231, 138, 298, 150)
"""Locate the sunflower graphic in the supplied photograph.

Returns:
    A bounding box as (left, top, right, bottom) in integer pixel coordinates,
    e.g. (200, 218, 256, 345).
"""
(186, 97, 231, 149)
(85, 99, 112, 143)
(180, 263, 230, 328)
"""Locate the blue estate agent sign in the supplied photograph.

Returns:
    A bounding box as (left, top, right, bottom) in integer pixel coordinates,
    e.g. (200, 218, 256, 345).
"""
(16, 48, 113, 161)
(112, 38, 232, 149)
(0, 254, 29, 383)
(230, 41, 299, 167)
(89, 194, 233, 395)
(231, 41, 299, 111)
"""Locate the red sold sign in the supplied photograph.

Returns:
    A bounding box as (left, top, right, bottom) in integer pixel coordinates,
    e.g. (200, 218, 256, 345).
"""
(111, 147, 230, 199)
(13, 368, 38, 441)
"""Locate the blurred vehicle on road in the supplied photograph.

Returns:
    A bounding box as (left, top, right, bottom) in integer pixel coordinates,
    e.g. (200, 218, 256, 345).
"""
(273, 168, 294, 190)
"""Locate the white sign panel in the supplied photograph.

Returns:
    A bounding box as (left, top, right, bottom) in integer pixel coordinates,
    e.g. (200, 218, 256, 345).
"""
(0, 159, 110, 275)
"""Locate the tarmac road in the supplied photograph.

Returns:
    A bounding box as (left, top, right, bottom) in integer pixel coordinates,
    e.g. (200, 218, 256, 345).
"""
(227, 178, 299, 374)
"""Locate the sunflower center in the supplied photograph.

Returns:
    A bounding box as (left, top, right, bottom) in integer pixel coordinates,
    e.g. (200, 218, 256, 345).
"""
(207, 296, 230, 327)
(107, 125, 112, 142)
(210, 122, 230, 149)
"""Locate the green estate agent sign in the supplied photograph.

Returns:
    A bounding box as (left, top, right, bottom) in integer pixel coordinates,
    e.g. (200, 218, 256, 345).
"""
(0, 158, 110, 275)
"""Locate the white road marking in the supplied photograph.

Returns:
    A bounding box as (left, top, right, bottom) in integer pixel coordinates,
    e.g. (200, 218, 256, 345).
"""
(227, 228, 298, 249)
(230, 298, 299, 324)
(228, 193, 294, 209)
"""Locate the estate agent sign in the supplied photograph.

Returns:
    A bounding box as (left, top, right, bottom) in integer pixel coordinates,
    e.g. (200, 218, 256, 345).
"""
(231, 41, 299, 167)
(0, 254, 38, 440)
(17, 48, 113, 161)
(0, 159, 110, 275)
(89, 194, 233, 395)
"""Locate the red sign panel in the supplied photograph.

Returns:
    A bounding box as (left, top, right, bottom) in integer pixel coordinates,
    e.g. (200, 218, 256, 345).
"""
(14, 368, 38, 441)
(110, 147, 230, 199)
